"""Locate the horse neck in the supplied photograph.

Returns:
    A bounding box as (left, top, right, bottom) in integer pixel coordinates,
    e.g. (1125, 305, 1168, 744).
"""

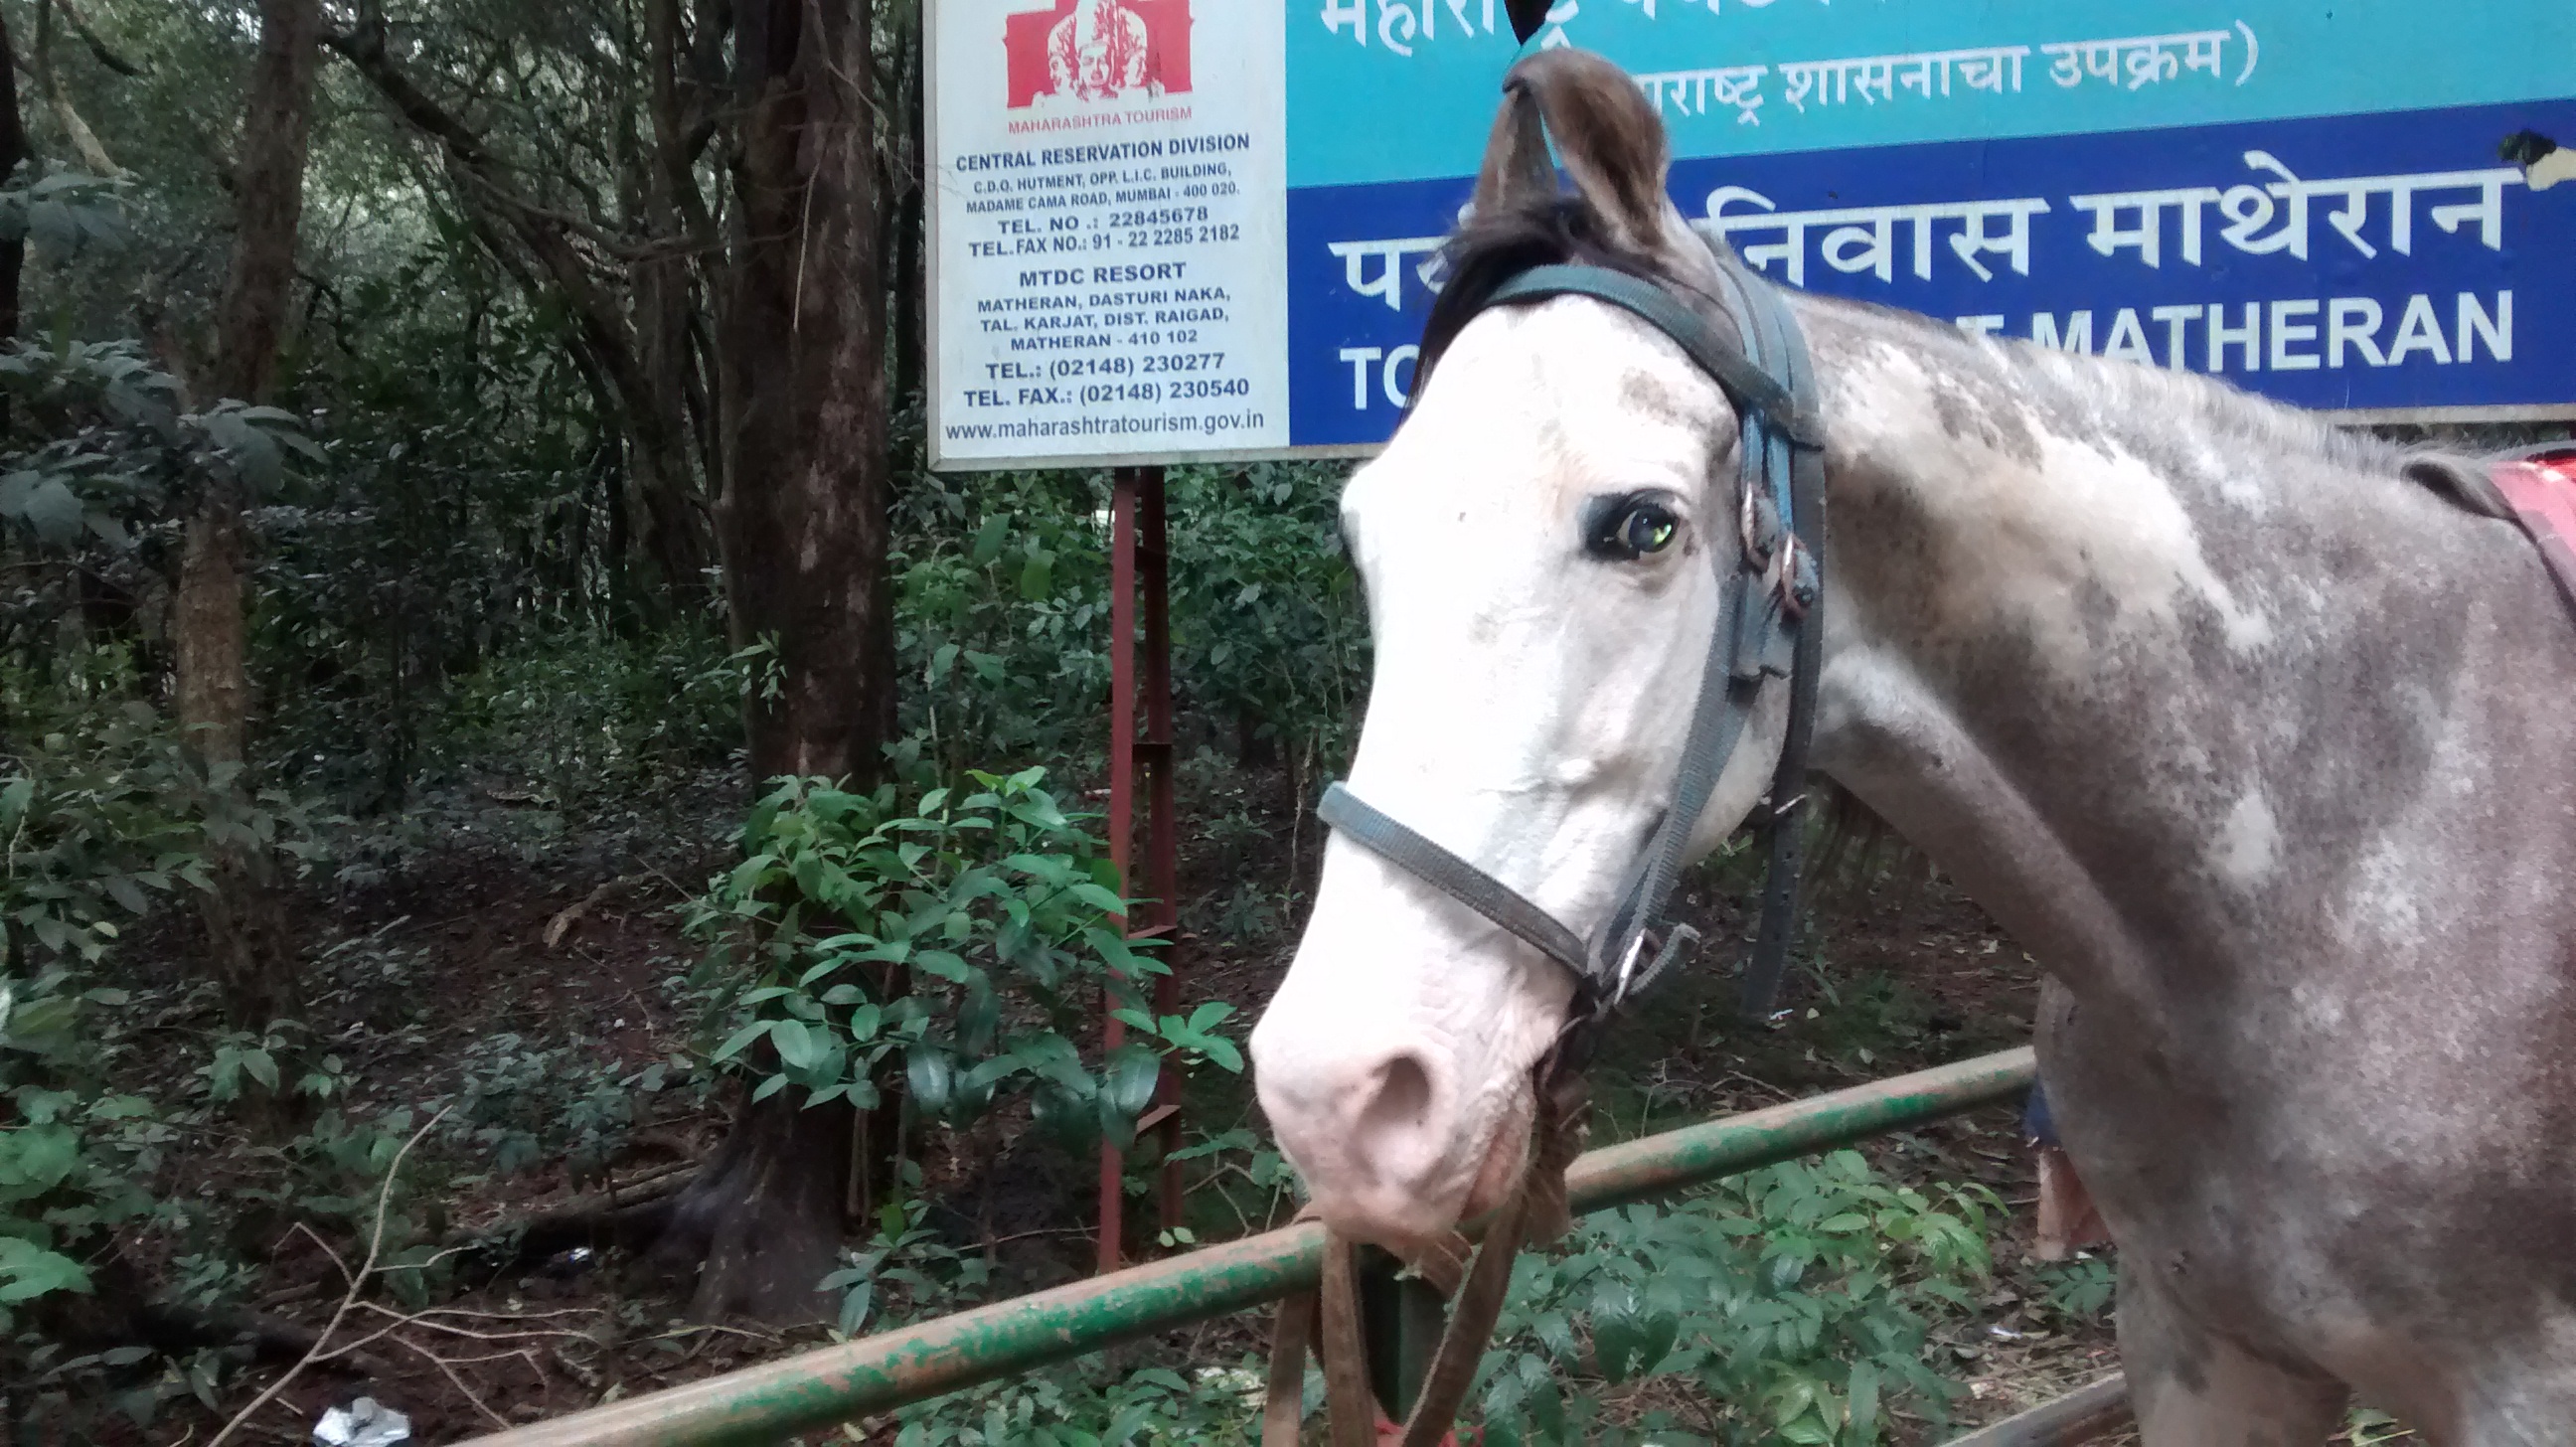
(1790, 300, 2553, 1019)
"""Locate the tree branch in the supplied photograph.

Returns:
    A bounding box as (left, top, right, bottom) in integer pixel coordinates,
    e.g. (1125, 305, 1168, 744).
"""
(327, 15, 716, 594)
(53, 0, 142, 79)
(32, 0, 119, 177)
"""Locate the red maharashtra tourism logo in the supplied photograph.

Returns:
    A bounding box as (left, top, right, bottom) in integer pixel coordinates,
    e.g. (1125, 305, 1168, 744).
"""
(1005, 0, 1193, 106)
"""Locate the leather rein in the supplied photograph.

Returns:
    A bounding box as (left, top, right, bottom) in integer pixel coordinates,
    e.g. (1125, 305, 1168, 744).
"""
(1264, 248, 1829, 1444)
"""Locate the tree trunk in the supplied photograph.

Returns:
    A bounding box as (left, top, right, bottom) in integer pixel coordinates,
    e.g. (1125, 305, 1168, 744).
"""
(0, 9, 28, 347)
(210, 0, 320, 403)
(179, 0, 321, 1133)
(886, 15, 925, 457)
(642, 1080, 856, 1321)
(716, 0, 893, 781)
(649, 0, 894, 1327)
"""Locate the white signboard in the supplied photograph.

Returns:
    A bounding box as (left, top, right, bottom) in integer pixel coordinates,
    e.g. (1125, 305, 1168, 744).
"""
(929, 0, 1291, 470)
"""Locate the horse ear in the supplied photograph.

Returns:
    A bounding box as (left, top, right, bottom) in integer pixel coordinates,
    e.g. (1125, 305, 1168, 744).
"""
(1502, 49, 1702, 266)
(1468, 70, 1555, 219)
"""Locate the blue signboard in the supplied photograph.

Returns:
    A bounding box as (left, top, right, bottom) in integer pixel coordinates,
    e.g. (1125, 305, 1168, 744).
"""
(1284, 0, 2576, 447)
(927, 2, 2575, 469)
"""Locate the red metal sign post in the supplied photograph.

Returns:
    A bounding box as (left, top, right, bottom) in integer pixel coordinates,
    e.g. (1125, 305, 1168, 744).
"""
(1099, 465, 1185, 1272)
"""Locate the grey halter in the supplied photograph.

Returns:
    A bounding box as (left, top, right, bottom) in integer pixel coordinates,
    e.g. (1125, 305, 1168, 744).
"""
(1317, 253, 1827, 1031)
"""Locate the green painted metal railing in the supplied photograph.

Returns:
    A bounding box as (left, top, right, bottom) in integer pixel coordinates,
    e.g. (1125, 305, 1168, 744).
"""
(473, 1046, 2037, 1447)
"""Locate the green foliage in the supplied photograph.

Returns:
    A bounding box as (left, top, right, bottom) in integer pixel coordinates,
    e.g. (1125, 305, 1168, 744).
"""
(893, 471, 1113, 774)
(1, 658, 208, 970)
(1476, 1152, 1998, 1446)
(693, 768, 1231, 1154)
(887, 460, 1368, 787)
(886, 1358, 1270, 1446)
(856, 1151, 1998, 1445)
(1111, 1001, 1245, 1075)
(0, 971, 174, 1329)
(2031, 1254, 2116, 1323)
(1166, 462, 1368, 775)
(249, 257, 663, 809)
(0, 166, 130, 259)
(0, 340, 319, 553)
(822, 1208, 994, 1341)
(2, 646, 331, 986)
(430, 1032, 681, 1182)
(1797, 969, 1935, 1071)
(838, 1213, 1267, 1447)
(1164, 1126, 1303, 1236)
(430, 624, 747, 811)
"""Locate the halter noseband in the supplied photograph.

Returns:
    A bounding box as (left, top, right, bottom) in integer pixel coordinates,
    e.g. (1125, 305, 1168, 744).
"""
(1317, 250, 1828, 1030)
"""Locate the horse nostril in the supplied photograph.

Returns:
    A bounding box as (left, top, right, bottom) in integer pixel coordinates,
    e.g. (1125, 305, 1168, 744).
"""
(1358, 1052, 1436, 1139)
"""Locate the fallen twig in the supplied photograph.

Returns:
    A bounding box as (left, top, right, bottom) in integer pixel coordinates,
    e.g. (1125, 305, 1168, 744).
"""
(544, 875, 637, 949)
(398, 1335, 516, 1430)
(208, 1108, 446, 1447)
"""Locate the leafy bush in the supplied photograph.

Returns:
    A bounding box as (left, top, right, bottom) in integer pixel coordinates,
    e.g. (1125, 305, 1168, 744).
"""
(1167, 462, 1367, 776)
(886, 1358, 1270, 1446)
(2031, 1254, 2116, 1323)
(823, 1206, 1266, 1447)
(248, 253, 648, 810)
(1, 664, 209, 972)
(692, 768, 1226, 1156)
(841, 1149, 1996, 1445)
(0, 970, 172, 1327)
(892, 470, 1113, 776)
(0, 338, 316, 558)
(886, 460, 1368, 785)
(1478, 1151, 1998, 1446)
(431, 624, 748, 809)
(429, 1031, 684, 1182)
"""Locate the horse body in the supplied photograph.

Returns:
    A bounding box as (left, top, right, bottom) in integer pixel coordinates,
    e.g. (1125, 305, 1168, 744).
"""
(1248, 48, 2576, 1444)
(1803, 299, 2576, 1439)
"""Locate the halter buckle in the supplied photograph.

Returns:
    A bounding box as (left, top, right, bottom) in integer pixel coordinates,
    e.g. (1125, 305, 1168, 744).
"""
(1607, 920, 1703, 1010)
(1776, 534, 1816, 622)
(1737, 478, 1773, 569)
(1607, 928, 1652, 1009)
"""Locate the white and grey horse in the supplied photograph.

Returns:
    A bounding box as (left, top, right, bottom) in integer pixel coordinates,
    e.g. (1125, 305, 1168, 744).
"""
(1250, 49, 2576, 1445)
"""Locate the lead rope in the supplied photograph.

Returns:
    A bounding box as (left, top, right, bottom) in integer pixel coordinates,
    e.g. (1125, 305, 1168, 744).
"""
(1262, 1064, 1588, 1446)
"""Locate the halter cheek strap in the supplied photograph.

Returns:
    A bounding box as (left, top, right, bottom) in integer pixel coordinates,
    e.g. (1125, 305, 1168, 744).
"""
(1316, 250, 1827, 1026)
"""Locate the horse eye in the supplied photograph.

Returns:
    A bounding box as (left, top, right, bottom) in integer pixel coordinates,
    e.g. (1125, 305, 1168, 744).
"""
(1583, 493, 1686, 562)
(1618, 504, 1678, 557)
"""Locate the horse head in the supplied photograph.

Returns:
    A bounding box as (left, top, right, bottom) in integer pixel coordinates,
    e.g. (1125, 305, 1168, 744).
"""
(1249, 50, 1802, 1247)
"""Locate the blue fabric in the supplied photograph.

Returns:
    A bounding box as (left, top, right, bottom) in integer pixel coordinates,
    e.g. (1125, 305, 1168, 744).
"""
(2023, 1082, 2058, 1147)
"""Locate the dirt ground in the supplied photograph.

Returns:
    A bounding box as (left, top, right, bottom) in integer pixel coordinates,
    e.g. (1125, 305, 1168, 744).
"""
(47, 765, 2412, 1445)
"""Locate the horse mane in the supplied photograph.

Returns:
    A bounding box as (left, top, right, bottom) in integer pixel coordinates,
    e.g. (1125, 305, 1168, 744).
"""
(1410, 194, 1691, 409)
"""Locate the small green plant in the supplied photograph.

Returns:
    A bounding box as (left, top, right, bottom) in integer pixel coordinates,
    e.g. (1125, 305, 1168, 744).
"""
(1, 664, 210, 971)
(693, 768, 1237, 1159)
(0, 973, 173, 1325)
(1165, 1127, 1303, 1235)
(1477, 1151, 1999, 1446)
(886, 1356, 1270, 1446)
(2032, 1254, 2117, 1323)
(426, 1032, 663, 1180)
(822, 1203, 996, 1340)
